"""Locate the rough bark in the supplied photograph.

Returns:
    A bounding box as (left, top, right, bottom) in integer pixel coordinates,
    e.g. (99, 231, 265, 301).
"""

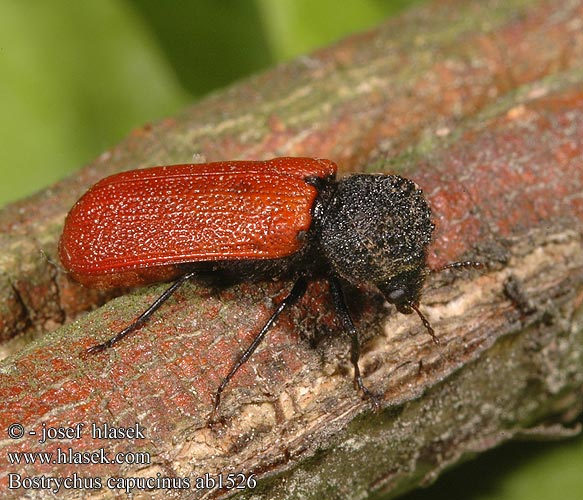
(1, 0, 582, 499)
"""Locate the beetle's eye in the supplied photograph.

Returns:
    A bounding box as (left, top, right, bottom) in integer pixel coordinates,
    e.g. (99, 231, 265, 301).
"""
(387, 288, 406, 303)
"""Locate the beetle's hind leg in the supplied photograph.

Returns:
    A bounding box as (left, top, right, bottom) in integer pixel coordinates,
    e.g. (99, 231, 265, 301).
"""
(86, 271, 199, 354)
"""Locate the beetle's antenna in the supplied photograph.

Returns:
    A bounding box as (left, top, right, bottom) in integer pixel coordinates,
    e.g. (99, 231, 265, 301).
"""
(410, 303, 439, 344)
(86, 271, 198, 354)
(431, 260, 483, 273)
(417, 260, 483, 343)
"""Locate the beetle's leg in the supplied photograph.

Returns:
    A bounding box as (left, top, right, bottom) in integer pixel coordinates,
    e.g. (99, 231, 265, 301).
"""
(328, 276, 380, 411)
(87, 271, 198, 354)
(210, 275, 308, 424)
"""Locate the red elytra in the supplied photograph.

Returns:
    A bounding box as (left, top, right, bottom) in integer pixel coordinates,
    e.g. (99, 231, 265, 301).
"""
(59, 157, 337, 289)
(59, 156, 479, 421)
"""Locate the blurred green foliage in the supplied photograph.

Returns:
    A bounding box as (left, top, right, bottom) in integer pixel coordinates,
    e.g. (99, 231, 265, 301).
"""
(0, 1, 185, 205)
(0, 1, 581, 499)
(0, 0, 412, 205)
(402, 434, 583, 500)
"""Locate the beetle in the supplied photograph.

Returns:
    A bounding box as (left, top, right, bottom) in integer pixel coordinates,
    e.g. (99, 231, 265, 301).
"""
(60, 157, 462, 420)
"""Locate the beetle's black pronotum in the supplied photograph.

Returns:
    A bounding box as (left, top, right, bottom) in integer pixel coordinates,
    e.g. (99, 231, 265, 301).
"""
(60, 158, 476, 421)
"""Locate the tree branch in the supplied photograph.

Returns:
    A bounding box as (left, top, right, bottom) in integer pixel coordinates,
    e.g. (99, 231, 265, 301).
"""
(1, 0, 582, 498)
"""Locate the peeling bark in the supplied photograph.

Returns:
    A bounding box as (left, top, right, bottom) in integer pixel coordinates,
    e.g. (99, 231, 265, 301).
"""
(1, 0, 582, 499)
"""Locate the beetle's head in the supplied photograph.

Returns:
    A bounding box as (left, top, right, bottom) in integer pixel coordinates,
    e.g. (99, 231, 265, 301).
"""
(377, 268, 425, 314)
(319, 174, 434, 305)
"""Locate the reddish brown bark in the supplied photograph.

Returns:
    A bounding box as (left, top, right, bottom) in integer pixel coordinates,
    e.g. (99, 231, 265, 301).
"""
(1, 0, 582, 499)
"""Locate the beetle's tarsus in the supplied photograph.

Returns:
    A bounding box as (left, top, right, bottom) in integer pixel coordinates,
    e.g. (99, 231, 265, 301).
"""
(206, 276, 309, 423)
(84, 272, 198, 356)
(86, 343, 108, 355)
(355, 376, 382, 411)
